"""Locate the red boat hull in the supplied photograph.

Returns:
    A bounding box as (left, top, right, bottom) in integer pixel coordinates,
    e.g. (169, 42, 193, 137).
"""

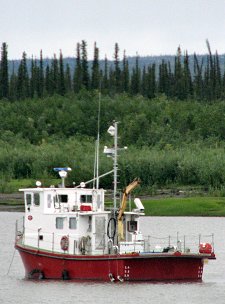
(15, 244, 214, 281)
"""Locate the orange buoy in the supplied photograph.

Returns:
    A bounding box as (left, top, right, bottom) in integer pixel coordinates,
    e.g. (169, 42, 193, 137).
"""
(199, 243, 212, 254)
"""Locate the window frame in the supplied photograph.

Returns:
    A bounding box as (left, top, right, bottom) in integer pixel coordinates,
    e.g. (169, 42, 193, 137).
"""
(80, 194, 92, 203)
(33, 193, 40, 206)
(56, 217, 64, 229)
(69, 217, 77, 230)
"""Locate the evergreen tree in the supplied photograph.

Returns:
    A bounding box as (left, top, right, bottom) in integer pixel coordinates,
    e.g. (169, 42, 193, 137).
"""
(29, 57, 41, 98)
(183, 51, 193, 98)
(0, 42, 9, 99)
(114, 43, 121, 92)
(102, 55, 109, 93)
(38, 50, 44, 97)
(214, 51, 222, 99)
(167, 61, 175, 98)
(193, 53, 204, 100)
(30, 56, 35, 98)
(45, 64, 51, 95)
(65, 64, 72, 92)
(141, 66, 147, 97)
(158, 59, 169, 95)
(146, 64, 156, 99)
(50, 54, 59, 94)
(108, 66, 116, 96)
(121, 50, 129, 93)
(81, 40, 89, 89)
(203, 59, 210, 100)
(17, 51, 29, 99)
(58, 50, 66, 95)
(205, 40, 215, 100)
(174, 46, 185, 99)
(8, 61, 17, 101)
(130, 54, 141, 95)
(91, 42, 100, 90)
(73, 43, 82, 93)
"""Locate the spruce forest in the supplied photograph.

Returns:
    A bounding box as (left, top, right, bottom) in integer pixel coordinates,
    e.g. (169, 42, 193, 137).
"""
(1, 40, 225, 194)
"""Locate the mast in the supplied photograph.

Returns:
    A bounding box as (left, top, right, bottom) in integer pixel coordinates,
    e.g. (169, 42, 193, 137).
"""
(96, 92, 101, 189)
(113, 121, 118, 213)
(104, 121, 127, 215)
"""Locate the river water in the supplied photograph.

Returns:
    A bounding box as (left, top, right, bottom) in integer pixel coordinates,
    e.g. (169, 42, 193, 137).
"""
(0, 212, 224, 304)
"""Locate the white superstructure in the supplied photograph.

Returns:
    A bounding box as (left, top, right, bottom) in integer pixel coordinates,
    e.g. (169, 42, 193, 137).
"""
(20, 183, 144, 256)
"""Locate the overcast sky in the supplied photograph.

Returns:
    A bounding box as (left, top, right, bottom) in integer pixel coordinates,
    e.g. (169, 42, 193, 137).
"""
(1, 0, 225, 60)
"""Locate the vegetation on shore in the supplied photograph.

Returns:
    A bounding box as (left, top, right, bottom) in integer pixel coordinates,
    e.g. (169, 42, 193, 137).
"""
(142, 196, 225, 216)
(1, 93, 225, 195)
(2, 195, 225, 216)
(1, 41, 225, 215)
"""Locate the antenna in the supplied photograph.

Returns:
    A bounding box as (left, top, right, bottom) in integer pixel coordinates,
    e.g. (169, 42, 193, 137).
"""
(104, 121, 127, 215)
(93, 86, 102, 189)
(96, 90, 101, 189)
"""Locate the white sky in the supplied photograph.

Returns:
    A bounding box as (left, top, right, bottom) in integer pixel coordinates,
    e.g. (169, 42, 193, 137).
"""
(1, 0, 225, 60)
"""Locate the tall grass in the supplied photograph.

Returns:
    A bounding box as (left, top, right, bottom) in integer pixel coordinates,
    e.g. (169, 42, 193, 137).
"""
(1, 137, 225, 193)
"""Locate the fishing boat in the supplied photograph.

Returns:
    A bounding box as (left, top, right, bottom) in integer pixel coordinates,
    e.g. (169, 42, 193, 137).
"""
(15, 122, 216, 281)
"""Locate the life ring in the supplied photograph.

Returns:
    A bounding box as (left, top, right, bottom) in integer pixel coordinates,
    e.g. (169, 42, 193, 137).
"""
(107, 218, 116, 240)
(60, 236, 69, 251)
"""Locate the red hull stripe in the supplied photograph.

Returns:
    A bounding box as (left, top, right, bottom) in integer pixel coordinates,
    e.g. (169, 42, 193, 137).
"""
(15, 244, 212, 261)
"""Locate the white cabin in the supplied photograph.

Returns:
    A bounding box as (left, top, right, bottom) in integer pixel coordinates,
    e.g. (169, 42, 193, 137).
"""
(20, 185, 145, 255)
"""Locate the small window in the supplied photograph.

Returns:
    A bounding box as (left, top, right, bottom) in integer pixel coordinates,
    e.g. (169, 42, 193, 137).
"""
(47, 194, 52, 208)
(80, 195, 92, 203)
(26, 194, 32, 206)
(69, 218, 77, 229)
(34, 193, 40, 206)
(59, 195, 68, 203)
(127, 221, 137, 232)
(56, 217, 64, 229)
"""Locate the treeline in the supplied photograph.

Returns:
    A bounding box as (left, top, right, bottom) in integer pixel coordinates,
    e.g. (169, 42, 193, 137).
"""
(2, 93, 225, 146)
(1, 93, 225, 192)
(1, 40, 225, 102)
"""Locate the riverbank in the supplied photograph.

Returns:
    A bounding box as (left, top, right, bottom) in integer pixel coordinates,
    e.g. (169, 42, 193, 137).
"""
(1, 193, 225, 216)
(143, 196, 225, 216)
(0, 193, 24, 211)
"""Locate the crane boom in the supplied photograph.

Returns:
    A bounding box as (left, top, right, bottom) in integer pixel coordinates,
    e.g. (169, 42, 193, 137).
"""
(117, 178, 140, 241)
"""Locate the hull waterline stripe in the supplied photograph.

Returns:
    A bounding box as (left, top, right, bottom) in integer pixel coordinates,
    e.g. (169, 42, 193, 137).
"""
(15, 244, 211, 261)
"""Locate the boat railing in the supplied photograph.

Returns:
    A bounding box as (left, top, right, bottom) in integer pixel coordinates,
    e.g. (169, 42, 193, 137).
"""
(15, 218, 214, 255)
(143, 233, 215, 254)
(15, 217, 25, 241)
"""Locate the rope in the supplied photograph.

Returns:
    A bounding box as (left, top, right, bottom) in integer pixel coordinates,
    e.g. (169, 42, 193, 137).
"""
(7, 248, 16, 276)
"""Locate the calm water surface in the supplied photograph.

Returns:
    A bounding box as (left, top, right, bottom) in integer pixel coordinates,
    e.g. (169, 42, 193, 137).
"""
(0, 212, 224, 304)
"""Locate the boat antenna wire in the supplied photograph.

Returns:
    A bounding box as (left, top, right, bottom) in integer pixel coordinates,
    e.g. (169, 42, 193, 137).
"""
(93, 88, 101, 189)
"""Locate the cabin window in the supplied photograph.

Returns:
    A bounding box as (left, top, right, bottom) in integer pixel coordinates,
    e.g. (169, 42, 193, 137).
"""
(56, 217, 64, 229)
(80, 195, 92, 203)
(53, 195, 59, 208)
(58, 195, 68, 203)
(127, 221, 138, 232)
(69, 218, 77, 229)
(26, 194, 32, 206)
(47, 194, 52, 208)
(34, 193, 40, 206)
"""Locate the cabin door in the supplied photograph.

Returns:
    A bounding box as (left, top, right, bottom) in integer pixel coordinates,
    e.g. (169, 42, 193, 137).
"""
(93, 215, 106, 253)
